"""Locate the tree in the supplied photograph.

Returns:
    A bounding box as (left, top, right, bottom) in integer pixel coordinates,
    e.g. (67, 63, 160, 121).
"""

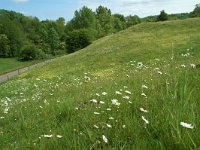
(96, 6, 113, 37)
(71, 6, 96, 30)
(0, 17, 26, 57)
(66, 29, 92, 53)
(0, 34, 10, 57)
(126, 15, 141, 27)
(157, 10, 168, 21)
(190, 4, 200, 17)
(48, 27, 59, 55)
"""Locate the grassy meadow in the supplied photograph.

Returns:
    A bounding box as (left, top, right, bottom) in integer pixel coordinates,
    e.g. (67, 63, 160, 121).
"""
(0, 18, 200, 149)
(0, 58, 39, 75)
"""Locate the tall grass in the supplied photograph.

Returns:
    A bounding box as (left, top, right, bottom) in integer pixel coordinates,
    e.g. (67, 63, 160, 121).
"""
(0, 18, 200, 149)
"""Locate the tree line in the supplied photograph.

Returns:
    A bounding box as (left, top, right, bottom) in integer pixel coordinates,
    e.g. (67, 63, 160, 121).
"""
(0, 5, 199, 61)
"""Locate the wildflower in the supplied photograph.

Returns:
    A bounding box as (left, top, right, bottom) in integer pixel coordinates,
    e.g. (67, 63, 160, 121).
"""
(142, 85, 148, 89)
(75, 107, 79, 110)
(96, 93, 100, 97)
(123, 96, 130, 99)
(102, 92, 107, 96)
(125, 90, 132, 94)
(94, 125, 99, 129)
(102, 135, 108, 143)
(140, 108, 148, 113)
(181, 64, 186, 68)
(111, 99, 120, 106)
(128, 101, 132, 104)
(122, 125, 126, 128)
(137, 62, 143, 68)
(190, 64, 196, 68)
(180, 122, 194, 129)
(106, 108, 111, 111)
(141, 93, 147, 98)
(142, 116, 149, 124)
(109, 117, 114, 120)
(94, 112, 100, 115)
(56, 135, 63, 138)
(115, 91, 122, 95)
(99, 101, 105, 104)
(157, 71, 163, 75)
(106, 124, 112, 128)
(90, 99, 98, 103)
(43, 134, 53, 138)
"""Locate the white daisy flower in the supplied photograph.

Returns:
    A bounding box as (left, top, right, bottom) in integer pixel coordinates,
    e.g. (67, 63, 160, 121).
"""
(56, 135, 63, 138)
(141, 93, 147, 97)
(102, 135, 108, 143)
(142, 116, 149, 124)
(180, 122, 194, 129)
(99, 101, 105, 104)
(111, 99, 120, 106)
(190, 64, 196, 68)
(94, 112, 100, 115)
(181, 64, 186, 68)
(125, 90, 132, 94)
(123, 96, 130, 99)
(102, 92, 107, 96)
(109, 117, 114, 120)
(106, 124, 112, 128)
(43, 134, 53, 138)
(115, 91, 122, 95)
(140, 108, 148, 113)
(96, 93, 100, 97)
(142, 85, 148, 89)
(90, 99, 98, 103)
(94, 125, 99, 129)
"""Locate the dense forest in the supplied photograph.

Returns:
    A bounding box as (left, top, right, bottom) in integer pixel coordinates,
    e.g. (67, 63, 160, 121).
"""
(0, 5, 199, 61)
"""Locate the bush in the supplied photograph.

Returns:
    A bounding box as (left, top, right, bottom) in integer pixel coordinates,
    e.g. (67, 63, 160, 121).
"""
(19, 45, 46, 61)
(157, 10, 168, 21)
(66, 29, 93, 53)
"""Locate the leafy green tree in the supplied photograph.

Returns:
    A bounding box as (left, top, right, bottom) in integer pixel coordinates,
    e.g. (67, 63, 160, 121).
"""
(0, 17, 26, 57)
(112, 14, 126, 32)
(157, 10, 168, 21)
(71, 6, 96, 30)
(48, 27, 59, 55)
(66, 29, 92, 53)
(190, 4, 200, 17)
(96, 6, 112, 37)
(0, 34, 10, 57)
(126, 15, 141, 27)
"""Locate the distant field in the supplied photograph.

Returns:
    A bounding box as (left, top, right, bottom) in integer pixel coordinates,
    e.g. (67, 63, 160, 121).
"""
(0, 58, 39, 75)
(0, 18, 200, 149)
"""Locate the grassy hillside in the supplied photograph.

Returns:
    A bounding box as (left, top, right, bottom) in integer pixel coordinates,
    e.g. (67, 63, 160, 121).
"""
(0, 18, 200, 149)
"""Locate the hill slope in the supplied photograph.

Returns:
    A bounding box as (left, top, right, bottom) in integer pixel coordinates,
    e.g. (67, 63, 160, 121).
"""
(0, 18, 200, 149)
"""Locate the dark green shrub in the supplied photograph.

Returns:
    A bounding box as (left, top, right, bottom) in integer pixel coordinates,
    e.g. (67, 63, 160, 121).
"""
(66, 29, 93, 53)
(157, 10, 168, 21)
(19, 45, 45, 60)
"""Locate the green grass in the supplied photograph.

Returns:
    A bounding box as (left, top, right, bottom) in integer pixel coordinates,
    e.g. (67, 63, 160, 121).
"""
(0, 58, 39, 75)
(0, 18, 200, 149)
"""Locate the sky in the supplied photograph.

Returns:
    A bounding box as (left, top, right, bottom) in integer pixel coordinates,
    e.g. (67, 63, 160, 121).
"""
(0, 0, 199, 21)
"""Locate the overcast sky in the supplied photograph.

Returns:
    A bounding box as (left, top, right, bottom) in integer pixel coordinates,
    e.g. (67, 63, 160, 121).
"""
(1, 0, 199, 21)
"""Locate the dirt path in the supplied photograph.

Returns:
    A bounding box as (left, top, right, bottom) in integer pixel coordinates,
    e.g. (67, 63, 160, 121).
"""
(0, 55, 65, 83)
